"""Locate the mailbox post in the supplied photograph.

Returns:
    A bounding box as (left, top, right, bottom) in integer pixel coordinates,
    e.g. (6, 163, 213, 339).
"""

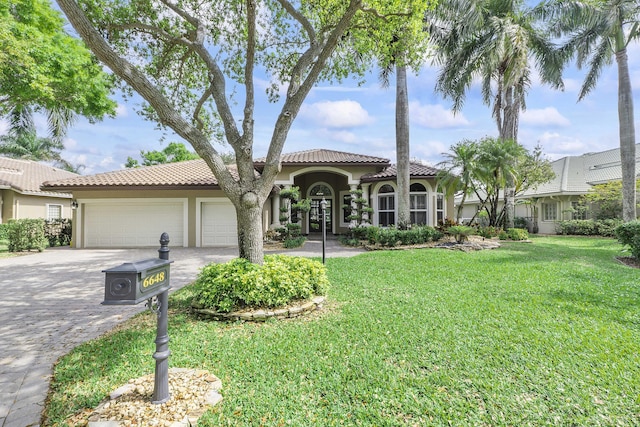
(102, 233, 173, 404)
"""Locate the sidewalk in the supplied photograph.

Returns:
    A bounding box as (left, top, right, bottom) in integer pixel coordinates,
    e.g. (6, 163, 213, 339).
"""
(0, 239, 363, 427)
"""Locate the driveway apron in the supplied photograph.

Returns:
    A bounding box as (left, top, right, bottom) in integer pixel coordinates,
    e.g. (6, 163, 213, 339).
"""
(0, 239, 364, 426)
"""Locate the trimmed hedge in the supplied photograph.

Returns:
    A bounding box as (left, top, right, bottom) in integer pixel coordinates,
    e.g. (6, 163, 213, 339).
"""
(555, 219, 623, 237)
(615, 221, 640, 259)
(192, 255, 329, 313)
(365, 225, 443, 247)
(7, 219, 47, 252)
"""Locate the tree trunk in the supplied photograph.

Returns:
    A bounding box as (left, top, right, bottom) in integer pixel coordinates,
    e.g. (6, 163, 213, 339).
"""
(616, 47, 637, 222)
(501, 87, 517, 230)
(235, 191, 265, 264)
(396, 63, 411, 229)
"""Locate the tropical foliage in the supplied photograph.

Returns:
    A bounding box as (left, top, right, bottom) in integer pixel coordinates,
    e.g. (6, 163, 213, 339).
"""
(539, 0, 640, 221)
(427, 0, 564, 228)
(438, 137, 555, 228)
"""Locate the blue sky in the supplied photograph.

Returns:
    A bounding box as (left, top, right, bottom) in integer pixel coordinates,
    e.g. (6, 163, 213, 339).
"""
(3, 9, 640, 175)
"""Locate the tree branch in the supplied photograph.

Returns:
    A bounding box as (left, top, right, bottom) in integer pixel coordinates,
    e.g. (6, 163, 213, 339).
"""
(276, 0, 316, 41)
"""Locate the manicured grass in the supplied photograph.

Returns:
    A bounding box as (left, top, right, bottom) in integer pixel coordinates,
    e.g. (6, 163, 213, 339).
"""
(45, 236, 640, 426)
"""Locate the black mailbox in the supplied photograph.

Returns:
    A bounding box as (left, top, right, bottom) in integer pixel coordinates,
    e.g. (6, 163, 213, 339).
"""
(102, 258, 173, 305)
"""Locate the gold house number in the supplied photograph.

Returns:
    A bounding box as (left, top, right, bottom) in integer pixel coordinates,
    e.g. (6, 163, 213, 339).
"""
(142, 270, 166, 288)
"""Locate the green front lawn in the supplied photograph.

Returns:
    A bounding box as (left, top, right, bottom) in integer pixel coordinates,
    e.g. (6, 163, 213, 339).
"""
(45, 236, 640, 426)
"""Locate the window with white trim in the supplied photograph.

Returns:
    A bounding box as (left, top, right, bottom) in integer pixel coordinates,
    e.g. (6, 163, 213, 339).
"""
(542, 202, 557, 221)
(47, 204, 62, 220)
(409, 183, 427, 225)
(436, 194, 445, 223)
(378, 184, 395, 227)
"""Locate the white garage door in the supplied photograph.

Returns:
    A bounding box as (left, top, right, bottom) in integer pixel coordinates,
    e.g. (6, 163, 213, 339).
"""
(201, 200, 238, 246)
(84, 201, 185, 247)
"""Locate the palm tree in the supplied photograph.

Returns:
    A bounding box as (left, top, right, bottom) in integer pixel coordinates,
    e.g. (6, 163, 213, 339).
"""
(427, 0, 563, 228)
(0, 105, 67, 163)
(539, 0, 640, 221)
(436, 139, 479, 223)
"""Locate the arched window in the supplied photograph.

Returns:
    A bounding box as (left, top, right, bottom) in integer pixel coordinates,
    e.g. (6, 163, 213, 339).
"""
(310, 184, 332, 197)
(410, 183, 428, 225)
(378, 184, 395, 226)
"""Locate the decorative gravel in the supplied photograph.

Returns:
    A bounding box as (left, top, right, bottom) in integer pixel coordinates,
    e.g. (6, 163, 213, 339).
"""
(67, 368, 222, 426)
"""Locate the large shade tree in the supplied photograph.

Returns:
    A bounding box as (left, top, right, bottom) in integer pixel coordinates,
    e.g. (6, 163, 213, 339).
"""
(427, 0, 563, 228)
(1, 0, 116, 144)
(55, 0, 430, 263)
(539, 0, 640, 222)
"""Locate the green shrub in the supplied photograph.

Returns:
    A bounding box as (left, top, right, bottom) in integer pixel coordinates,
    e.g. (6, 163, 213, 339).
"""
(477, 226, 501, 238)
(365, 225, 442, 247)
(447, 225, 474, 243)
(0, 223, 8, 240)
(283, 236, 306, 248)
(192, 255, 329, 313)
(44, 219, 72, 247)
(507, 228, 529, 241)
(595, 219, 624, 237)
(555, 219, 624, 237)
(498, 231, 508, 240)
(615, 221, 640, 259)
(513, 217, 528, 229)
(7, 219, 47, 252)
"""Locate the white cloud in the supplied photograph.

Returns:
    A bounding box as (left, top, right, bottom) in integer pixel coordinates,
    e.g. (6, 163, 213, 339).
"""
(299, 100, 374, 129)
(410, 102, 470, 128)
(535, 132, 588, 159)
(521, 107, 570, 127)
(319, 129, 358, 144)
(116, 104, 128, 117)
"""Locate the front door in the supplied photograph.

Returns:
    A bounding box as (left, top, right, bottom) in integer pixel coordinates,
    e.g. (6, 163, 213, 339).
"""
(309, 198, 332, 233)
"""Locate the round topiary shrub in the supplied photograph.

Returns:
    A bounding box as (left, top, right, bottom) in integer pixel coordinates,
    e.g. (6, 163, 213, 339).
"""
(191, 255, 329, 313)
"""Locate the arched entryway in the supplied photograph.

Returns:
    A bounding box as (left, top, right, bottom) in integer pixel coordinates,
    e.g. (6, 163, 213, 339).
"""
(307, 183, 333, 234)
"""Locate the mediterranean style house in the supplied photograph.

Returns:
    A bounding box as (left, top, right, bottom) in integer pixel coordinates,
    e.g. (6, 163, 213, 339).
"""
(42, 149, 453, 248)
(0, 157, 76, 224)
(457, 144, 640, 234)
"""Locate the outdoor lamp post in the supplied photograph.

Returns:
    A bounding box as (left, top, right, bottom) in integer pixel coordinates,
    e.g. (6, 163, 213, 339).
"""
(320, 198, 327, 264)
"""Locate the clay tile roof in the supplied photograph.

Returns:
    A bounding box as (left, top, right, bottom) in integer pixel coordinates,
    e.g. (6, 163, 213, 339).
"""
(360, 162, 440, 182)
(0, 157, 77, 197)
(254, 149, 390, 166)
(41, 159, 237, 190)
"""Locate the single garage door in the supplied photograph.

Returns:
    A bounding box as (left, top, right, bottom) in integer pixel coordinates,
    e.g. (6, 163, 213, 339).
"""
(83, 201, 185, 247)
(201, 200, 238, 246)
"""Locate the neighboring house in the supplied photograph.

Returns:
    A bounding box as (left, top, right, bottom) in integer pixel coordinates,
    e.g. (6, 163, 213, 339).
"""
(0, 157, 76, 224)
(457, 144, 640, 234)
(41, 149, 453, 248)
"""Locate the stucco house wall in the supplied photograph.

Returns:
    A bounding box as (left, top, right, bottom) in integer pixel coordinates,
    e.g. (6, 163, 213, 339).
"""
(43, 149, 453, 249)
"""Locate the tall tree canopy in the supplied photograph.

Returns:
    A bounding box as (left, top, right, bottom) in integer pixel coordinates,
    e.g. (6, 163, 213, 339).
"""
(427, 0, 563, 228)
(1, 0, 116, 122)
(55, 0, 430, 263)
(539, 0, 640, 221)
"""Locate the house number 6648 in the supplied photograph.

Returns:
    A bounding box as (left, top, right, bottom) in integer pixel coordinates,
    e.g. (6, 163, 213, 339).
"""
(143, 271, 166, 288)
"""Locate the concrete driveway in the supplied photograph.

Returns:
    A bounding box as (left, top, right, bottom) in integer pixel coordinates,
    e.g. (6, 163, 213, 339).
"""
(0, 239, 364, 427)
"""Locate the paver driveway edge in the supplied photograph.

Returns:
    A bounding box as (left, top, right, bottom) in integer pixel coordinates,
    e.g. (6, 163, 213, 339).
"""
(0, 239, 364, 426)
